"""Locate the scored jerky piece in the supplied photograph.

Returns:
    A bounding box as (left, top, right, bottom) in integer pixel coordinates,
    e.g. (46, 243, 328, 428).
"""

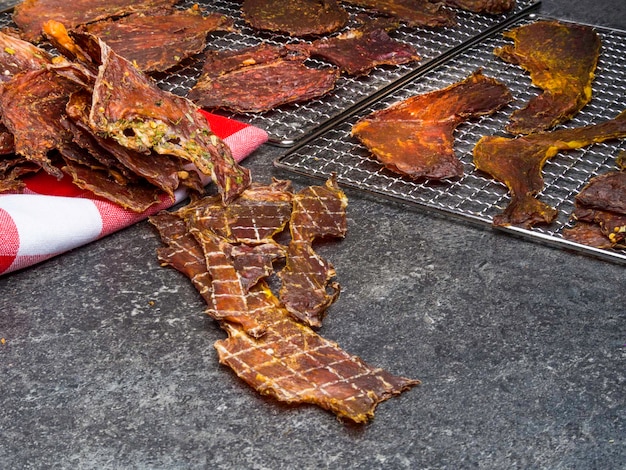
(188, 43, 339, 113)
(352, 70, 512, 180)
(307, 21, 420, 76)
(473, 110, 626, 229)
(178, 179, 294, 244)
(224, 242, 286, 292)
(0, 68, 82, 179)
(342, 0, 455, 28)
(13, 0, 178, 43)
(279, 177, 347, 326)
(241, 0, 349, 36)
(494, 20, 601, 135)
(433, 0, 515, 14)
(80, 7, 235, 73)
(0, 30, 52, 81)
(44, 23, 251, 203)
(215, 281, 419, 424)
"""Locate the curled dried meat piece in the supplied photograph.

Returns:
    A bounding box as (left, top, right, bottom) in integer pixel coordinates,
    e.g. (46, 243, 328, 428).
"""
(0, 30, 52, 82)
(308, 21, 420, 76)
(44, 24, 251, 203)
(188, 43, 339, 113)
(494, 20, 601, 135)
(80, 7, 235, 73)
(342, 0, 455, 28)
(13, 0, 178, 43)
(215, 282, 419, 424)
(473, 111, 626, 229)
(433, 0, 515, 14)
(241, 0, 349, 36)
(352, 70, 512, 180)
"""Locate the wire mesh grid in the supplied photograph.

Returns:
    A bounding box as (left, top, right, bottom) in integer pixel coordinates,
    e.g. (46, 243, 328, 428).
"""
(276, 14, 626, 264)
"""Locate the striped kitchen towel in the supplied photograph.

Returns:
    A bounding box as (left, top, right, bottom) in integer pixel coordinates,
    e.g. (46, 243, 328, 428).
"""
(0, 112, 268, 276)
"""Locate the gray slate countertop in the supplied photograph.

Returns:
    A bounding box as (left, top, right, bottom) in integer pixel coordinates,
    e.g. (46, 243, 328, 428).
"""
(1, 1, 625, 468)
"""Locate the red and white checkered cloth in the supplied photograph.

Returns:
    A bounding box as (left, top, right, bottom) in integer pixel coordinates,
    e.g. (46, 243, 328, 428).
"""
(0, 111, 268, 276)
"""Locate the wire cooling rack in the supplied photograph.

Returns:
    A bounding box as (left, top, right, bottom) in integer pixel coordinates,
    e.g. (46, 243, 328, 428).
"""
(160, 0, 540, 146)
(275, 14, 626, 264)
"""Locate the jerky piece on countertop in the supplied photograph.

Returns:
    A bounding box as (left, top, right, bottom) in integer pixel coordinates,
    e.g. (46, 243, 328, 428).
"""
(307, 21, 420, 76)
(289, 176, 348, 242)
(150, 211, 215, 307)
(432, 0, 515, 14)
(178, 179, 294, 244)
(224, 242, 286, 292)
(241, 0, 349, 37)
(45, 24, 251, 203)
(473, 111, 626, 229)
(0, 68, 82, 179)
(80, 6, 235, 73)
(215, 281, 420, 424)
(342, 0, 455, 28)
(13, 0, 179, 43)
(352, 70, 512, 180)
(494, 20, 601, 135)
(0, 30, 52, 81)
(188, 43, 339, 113)
(279, 177, 347, 326)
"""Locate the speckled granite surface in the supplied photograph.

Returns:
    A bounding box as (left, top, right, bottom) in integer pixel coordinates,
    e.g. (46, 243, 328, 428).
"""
(1, 1, 625, 469)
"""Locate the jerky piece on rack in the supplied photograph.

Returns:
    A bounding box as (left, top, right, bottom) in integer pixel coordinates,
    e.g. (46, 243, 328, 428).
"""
(494, 20, 601, 135)
(179, 179, 294, 244)
(342, 0, 455, 28)
(215, 281, 419, 424)
(279, 178, 347, 327)
(432, 0, 515, 15)
(352, 70, 512, 180)
(45, 24, 251, 203)
(473, 111, 626, 229)
(80, 6, 235, 73)
(0, 30, 52, 81)
(188, 43, 339, 113)
(307, 20, 420, 76)
(0, 68, 82, 179)
(562, 171, 626, 248)
(241, 0, 349, 37)
(13, 0, 179, 43)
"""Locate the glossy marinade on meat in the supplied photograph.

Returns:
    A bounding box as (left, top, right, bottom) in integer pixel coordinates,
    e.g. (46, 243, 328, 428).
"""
(342, 0, 456, 28)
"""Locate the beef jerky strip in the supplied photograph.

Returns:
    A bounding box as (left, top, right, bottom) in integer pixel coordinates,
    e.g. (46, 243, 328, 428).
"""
(188, 43, 339, 113)
(432, 0, 515, 15)
(177, 179, 294, 244)
(473, 110, 626, 229)
(0, 68, 82, 179)
(13, 0, 178, 43)
(278, 177, 347, 327)
(80, 6, 235, 73)
(45, 23, 251, 203)
(342, 0, 455, 28)
(215, 281, 419, 423)
(0, 30, 52, 82)
(494, 20, 601, 135)
(241, 0, 349, 37)
(352, 70, 512, 180)
(307, 20, 420, 76)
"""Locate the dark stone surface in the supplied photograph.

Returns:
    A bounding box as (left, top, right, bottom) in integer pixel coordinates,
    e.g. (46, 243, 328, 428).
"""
(1, 2, 624, 468)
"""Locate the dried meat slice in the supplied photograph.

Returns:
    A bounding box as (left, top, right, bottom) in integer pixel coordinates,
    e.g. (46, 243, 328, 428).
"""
(433, 0, 515, 14)
(179, 179, 294, 244)
(80, 7, 235, 73)
(215, 281, 419, 423)
(188, 43, 339, 113)
(308, 21, 420, 76)
(241, 0, 349, 36)
(45, 25, 251, 203)
(0, 30, 52, 82)
(342, 0, 455, 28)
(494, 20, 601, 135)
(0, 68, 82, 179)
(13, 0, 178, 43)
(473, 110, 626, 229)
(352, 70, 512, 180)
